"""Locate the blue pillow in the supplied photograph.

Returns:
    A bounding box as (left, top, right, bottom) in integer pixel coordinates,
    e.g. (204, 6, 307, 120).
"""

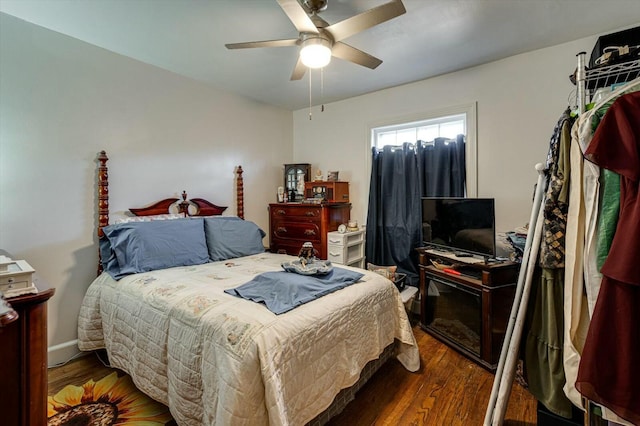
(204, 217, 266, 261)
(99, 236, 122, 278)
(102, 218, 210, 279)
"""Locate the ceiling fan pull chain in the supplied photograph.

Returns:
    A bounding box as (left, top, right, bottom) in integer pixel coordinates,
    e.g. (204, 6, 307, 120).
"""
(321, 68, 325, 112)
(309, 68, 313, 120)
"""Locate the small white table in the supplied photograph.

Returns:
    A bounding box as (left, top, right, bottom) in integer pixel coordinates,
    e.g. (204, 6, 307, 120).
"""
(327, 229, 365, 268)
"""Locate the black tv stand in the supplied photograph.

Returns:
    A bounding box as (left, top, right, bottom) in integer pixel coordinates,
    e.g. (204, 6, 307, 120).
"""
(417, 247, 519, 371)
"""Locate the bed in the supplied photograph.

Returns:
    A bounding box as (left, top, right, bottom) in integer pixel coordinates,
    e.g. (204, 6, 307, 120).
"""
(77, 151, 420, 426)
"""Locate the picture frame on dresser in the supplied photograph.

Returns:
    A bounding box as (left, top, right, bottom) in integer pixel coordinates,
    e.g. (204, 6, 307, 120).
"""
(284, 163, 311, 202)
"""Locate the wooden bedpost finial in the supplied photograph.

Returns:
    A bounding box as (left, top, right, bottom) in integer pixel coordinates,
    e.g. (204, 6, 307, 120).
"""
(236, 165, 244, 220)
(97, 151, 110, 275)
(179, 190, 190, 216)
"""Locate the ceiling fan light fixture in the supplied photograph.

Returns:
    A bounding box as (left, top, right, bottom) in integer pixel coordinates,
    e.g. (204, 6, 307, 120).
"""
(300, 36, 332, 68)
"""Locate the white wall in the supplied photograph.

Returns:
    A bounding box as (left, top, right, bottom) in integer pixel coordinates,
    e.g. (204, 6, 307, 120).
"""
(0, 13, 292, 364)
(292, 34, 600, 233)
(1, 11, 626, 365)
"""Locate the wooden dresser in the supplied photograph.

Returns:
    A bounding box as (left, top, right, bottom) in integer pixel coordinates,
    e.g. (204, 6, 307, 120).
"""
(269, 203, 351, 259)
(0, 264, 55, 426)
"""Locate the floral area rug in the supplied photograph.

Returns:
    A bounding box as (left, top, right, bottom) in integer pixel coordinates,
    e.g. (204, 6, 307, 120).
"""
(48, 371, 176, 425)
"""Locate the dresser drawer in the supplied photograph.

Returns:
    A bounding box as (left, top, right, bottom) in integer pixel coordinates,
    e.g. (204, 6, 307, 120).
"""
(0, 273, 30, 285)
(327, 230, 364, 246)
(272, 221, 322, 242)
(270, 206, 321, 219)
(327, 245, 346, 263)
(0, 266, 33, 292)
(0, 278, 31, 292)
(272, 241, 319, 258)
(328, 243, 364, 265)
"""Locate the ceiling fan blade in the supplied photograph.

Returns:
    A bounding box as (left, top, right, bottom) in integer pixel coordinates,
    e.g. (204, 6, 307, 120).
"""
(277, 0, 319, 34)
(290, 56, 307, 80)
(225, 39, 299, 49)
(332, 42, 383, 69)
(325, 0, 406, 42)
(310, 13, 329, 29)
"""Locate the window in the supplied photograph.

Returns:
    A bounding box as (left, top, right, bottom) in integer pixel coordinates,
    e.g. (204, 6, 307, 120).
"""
(372, 113, 466, 148)
(368, 103, 477, 196)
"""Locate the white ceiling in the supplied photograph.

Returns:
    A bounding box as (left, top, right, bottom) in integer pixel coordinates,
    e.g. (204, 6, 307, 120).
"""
(2, 0, 639, 110)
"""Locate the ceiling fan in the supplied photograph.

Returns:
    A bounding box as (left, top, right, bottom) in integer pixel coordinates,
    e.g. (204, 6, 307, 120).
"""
(225, 0, 406, 80)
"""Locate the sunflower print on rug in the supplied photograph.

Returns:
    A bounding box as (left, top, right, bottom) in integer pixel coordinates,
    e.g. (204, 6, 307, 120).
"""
(48, 372, 174, 425)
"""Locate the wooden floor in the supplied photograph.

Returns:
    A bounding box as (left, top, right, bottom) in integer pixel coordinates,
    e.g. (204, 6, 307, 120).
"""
(48, 325, 537, 425)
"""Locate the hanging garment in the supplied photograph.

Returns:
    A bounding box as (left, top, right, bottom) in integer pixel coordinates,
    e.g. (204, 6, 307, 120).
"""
(576, 91, 640, 425)
(589, 108, 622, 272)
(595, 169, 620, 271)
(525, 109, 574, 418)
(582, 82, 640, 315)
(563, 80, 639, 426)
(539, 108, 573, 268)
(525, 267, 574, 417)
(562, 119, 591, 409)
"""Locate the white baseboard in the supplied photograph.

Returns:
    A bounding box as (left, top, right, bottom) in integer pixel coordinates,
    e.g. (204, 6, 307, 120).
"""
(48, 339, 81, 367)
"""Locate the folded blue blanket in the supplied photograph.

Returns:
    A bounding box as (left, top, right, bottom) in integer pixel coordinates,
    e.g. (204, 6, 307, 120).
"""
(224, 267, 364, 314)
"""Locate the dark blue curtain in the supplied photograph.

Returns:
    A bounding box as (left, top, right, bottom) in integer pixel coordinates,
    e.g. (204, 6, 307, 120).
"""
(365, 136, 466, 285)
(418, 135, 466, 197)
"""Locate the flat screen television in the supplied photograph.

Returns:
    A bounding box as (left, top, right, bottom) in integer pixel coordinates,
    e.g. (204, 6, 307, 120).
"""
(421, 197, 496, 257)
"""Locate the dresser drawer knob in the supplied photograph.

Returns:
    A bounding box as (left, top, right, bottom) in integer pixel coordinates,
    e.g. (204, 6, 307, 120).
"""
(277, 227, 287, 233)
(304, 229, 316, 236)
(276, 209, 286, 215)
(329, 251, 340, 257)
(305, 211, 315, 216)
(329, 239, 340, 244)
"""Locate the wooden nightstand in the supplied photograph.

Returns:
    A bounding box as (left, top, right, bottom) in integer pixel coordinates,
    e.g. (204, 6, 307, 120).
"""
(0, 252, 55, 426)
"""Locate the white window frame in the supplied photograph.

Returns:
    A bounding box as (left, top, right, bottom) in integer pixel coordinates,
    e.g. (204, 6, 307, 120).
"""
(372, 114, 466, 148)
(366, 102, 477, 197)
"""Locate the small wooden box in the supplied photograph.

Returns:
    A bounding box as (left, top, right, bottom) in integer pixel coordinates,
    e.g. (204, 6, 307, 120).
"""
(305, 181, 349, 202)
(0, 259, 35, 293)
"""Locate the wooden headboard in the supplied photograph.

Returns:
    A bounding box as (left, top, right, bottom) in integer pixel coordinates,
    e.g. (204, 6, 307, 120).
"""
(96, 150, 244, 273)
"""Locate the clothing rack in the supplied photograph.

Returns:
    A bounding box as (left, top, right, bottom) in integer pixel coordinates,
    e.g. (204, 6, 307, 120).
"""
(483, 164, 547, 426)
(575, 50, 640, 114)
(487, 52, 639, 426)
(574, 51, 639, 426)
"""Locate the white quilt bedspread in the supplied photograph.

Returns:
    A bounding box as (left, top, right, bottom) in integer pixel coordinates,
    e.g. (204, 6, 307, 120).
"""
(78, 253, 419, 426)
